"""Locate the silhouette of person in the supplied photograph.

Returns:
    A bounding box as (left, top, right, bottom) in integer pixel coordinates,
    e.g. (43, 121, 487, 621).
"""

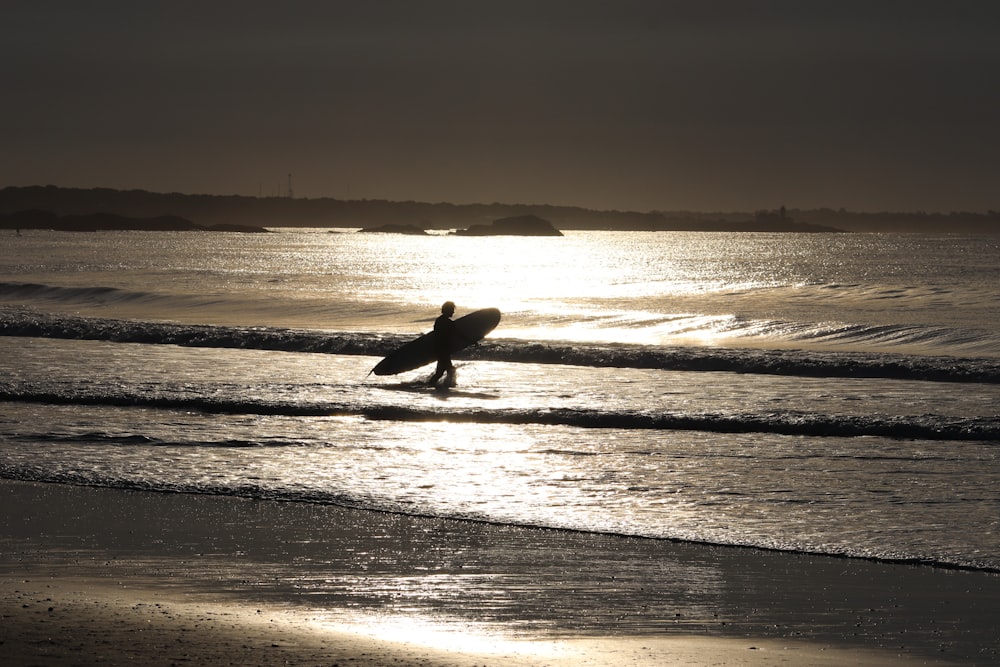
(428, 301, 458, 386)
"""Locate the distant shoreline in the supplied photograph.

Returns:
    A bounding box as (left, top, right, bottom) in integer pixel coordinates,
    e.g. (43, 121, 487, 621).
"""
(2, 185, 999, 233)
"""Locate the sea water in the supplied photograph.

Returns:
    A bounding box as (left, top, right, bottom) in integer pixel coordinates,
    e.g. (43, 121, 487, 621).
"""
(1, 228, 998, 572)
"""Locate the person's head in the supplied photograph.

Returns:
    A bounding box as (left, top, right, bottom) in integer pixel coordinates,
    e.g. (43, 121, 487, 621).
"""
(441, 301, 456, 316)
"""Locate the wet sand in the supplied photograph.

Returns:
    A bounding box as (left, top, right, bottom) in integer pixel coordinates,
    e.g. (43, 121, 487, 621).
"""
(2, 480, 997, 665)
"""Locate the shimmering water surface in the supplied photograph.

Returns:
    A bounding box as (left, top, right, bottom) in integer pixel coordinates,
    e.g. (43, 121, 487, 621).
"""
(2, 229, 999, 571)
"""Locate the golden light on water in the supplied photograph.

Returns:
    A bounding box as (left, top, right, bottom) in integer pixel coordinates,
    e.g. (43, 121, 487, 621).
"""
(319, 613, 571, 659)
(262, 230, 787, 348)
(498, 311, 742, 346)
(350, 233, 776, 347)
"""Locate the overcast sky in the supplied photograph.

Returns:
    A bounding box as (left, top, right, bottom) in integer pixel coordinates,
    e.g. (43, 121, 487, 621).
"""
(2, 1, 998, 212)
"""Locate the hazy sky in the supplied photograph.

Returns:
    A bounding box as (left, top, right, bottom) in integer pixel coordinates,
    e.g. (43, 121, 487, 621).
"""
(3, 1, 998, 212)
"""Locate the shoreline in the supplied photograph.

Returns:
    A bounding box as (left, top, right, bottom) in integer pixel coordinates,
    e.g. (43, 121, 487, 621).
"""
(0, 576, 906, 667)
(3, 479, 997, 665)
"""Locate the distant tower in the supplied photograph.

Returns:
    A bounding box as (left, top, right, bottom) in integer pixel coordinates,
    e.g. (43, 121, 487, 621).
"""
(287, 173, 294, 199)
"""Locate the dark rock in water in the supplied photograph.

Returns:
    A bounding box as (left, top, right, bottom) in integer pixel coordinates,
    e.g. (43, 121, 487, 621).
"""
(358, 224, 428, 235)
(453, 214, 563, 236)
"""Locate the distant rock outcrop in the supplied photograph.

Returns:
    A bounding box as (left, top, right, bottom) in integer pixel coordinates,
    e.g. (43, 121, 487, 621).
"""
(453, 214, 562, 236)
(358, 223, 428, 235)
(0, 210, 269, 233)
(735, 207, 843, 233)
(0, 209, 57, 227)
(56, 213, 203, 231)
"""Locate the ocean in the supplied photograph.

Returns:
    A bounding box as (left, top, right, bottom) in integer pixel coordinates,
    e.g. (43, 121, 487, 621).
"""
(1, 227, 999, 576)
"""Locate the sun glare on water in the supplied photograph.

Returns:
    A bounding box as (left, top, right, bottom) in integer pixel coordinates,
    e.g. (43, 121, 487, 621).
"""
(317, 613, 571, 659)
(303, 230, 788, 347)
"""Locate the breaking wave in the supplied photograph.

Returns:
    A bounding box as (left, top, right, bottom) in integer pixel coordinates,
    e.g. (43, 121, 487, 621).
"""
(2, 380, 997, 441)
(3, 307, 1000, 384)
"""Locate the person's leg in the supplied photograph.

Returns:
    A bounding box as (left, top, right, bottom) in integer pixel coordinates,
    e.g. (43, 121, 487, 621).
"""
(428, 359, 447, 385)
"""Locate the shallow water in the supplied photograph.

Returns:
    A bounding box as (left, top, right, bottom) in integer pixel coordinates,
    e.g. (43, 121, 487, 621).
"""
(1, 229, 999, 570)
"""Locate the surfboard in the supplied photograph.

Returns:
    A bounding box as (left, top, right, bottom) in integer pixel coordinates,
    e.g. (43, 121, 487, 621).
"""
(371, 307, 501, 376)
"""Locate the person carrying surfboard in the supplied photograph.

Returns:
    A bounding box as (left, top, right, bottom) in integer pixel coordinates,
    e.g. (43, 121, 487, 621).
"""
(428, 301, 459, 386)
(369, 305, 501, 379)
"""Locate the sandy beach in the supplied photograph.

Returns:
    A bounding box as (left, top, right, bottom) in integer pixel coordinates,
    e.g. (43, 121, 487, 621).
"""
(1, 479, 996, 666)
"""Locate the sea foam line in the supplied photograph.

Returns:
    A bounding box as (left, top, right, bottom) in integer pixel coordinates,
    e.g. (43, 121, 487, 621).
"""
(0, 467, 997, 573)
(4, 308, 1000, 384)
(2, 384, 998, 441)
